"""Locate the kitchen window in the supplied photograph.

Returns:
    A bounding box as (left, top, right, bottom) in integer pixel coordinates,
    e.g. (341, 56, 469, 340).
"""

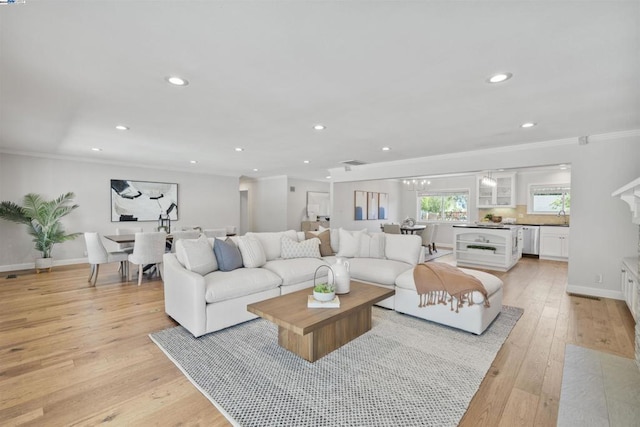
(528, 184, 570, 214)
(418, 191, 468, 222)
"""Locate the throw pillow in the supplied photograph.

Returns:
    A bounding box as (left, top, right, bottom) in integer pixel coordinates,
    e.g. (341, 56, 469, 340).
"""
(213, 238, 244, 272)
(237, 236, 267, 268)
(281, 236, 321, 259)
(336, 228, 367, 258)
(245, 230, 298, 261)
(318, 226, 340, 253)
(304, 230, 333, 256)
(175, 235, 218, 275)
(358, 232, 386, 258)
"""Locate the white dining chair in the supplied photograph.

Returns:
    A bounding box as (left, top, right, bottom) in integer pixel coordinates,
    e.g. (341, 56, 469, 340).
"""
(420, 224, 437, 255)
(203, 228, 227, 238)
(116, 226, 143, 254)
(128, 231, 167, 285)
(170, 230, 201, 252)
(84, 232, 129, 286)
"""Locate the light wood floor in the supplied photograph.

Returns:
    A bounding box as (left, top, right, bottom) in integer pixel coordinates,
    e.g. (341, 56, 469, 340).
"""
(0, 257, 635, 426)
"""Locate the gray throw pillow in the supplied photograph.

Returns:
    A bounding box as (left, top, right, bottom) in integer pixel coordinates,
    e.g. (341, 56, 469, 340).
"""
(213, 238, 243, 272)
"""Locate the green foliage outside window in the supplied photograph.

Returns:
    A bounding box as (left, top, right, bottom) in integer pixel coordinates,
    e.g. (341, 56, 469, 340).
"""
(419, 192, 468, 221)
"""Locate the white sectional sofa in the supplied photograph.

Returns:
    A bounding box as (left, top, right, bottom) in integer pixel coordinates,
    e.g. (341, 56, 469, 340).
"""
(163, 228, 503, 338)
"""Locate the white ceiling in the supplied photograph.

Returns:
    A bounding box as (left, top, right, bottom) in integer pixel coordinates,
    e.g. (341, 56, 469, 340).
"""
(1, 1, 638, 181)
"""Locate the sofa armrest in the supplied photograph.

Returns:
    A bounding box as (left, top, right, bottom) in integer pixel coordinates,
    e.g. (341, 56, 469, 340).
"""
(163, 253, 208, 337)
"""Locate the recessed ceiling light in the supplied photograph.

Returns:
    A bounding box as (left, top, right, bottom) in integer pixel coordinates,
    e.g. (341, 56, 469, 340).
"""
(325, 175, 331, 179)
(115, 125, 129, 131)
(235, 147, 244, 152)
(559, 164, 568, 170)
(521, 122, 536, 128)
(91, 147, 102, 152)
(253, 168, 259, 172)
(190, 160, 197, 164)
(487, 72, 513, 83)
(166, 76, 189, 86)
(303, 160, 310, 164)
(313, 124, 325, 131)
(382, 147, 391, 151)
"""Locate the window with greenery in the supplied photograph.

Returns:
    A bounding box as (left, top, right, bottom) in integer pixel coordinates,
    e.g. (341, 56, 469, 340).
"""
(528, 184, 570, 214)
(418, 191, 468, 222)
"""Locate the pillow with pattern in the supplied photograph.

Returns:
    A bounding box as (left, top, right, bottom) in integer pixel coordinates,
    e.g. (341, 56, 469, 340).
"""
(281, 235, 321, 259)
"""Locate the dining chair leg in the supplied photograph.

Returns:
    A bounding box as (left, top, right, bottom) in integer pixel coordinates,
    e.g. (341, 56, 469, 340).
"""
(92, 264, 100, 286)
(88, 264, 95, 284)
(138, 266, 143, 286)
(432, 243, 437, 253)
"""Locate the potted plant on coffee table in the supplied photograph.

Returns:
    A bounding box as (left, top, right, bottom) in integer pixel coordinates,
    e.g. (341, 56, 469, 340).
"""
(0, 192, 80, 272)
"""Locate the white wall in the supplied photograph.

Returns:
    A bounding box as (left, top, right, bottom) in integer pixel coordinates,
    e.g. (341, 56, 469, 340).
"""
(0, 153, 240, 271)
(516, 169, 572, 205)
(286, 178, 330, 231)
(567, 136, 640, 298)
(328, 133, 640, 299)
(332, 179, 402, 233)
(241, 176, 288, 232)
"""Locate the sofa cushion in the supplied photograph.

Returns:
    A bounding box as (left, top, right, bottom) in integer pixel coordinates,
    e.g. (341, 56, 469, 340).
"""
(175, 235, 218, 275)
(395, 263, 503, 304)
(336, 228, 367, 258)
(349, 257, 413, 286)
(319, 226, 340, 254)
(281, 236, 321, 259)
(213, 238, 243, 272)
(358, 232, 385, 258)
(203, 268, 282, 303)
(262, 257, 330, 287)
(305, 230, 333, 256)
(384, 233, 422, 265)
(237, 236, 267, 268)
(245, 230, 298, 261)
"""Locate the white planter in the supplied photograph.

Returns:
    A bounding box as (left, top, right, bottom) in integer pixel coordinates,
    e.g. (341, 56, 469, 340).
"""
(35, 257, 53, 273)
(313, 291, 336, 302)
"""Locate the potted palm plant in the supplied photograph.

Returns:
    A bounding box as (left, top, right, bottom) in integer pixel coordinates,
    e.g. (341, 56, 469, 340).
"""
(0, 192, 80, 272)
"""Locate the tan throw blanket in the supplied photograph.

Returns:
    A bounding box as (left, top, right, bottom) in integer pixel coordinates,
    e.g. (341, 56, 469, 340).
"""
(413, 263, 490, 312)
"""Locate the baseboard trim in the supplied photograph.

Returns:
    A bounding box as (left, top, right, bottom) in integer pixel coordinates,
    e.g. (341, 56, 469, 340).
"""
(566, 284, 624, 301)
(0, 258, 87, 273)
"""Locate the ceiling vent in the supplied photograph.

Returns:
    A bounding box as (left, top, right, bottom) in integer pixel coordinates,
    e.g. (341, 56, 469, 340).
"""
(340, 160, 368, 166)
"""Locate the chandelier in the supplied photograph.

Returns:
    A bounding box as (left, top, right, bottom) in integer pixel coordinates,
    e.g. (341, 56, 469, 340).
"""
(481, 172, 497, 187)
(403, 179, 429, 191)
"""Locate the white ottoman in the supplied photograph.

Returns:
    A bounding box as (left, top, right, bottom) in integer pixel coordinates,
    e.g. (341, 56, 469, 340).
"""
(394, 265, 503, 334)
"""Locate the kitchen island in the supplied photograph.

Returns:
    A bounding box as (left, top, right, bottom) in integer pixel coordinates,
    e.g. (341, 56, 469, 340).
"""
(453, 224, 523, 272)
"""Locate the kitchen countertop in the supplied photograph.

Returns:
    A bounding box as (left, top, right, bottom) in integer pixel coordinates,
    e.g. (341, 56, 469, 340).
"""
(516, 223, 570, 227)
(453, 224, 521, 230)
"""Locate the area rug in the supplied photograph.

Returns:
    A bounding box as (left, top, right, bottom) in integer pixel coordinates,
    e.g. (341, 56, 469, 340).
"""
(424, 249, 453, 262)
(150, 306, 522, 427)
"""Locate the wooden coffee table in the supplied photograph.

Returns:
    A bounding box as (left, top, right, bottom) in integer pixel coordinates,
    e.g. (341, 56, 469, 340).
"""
(247, 281, 394, 362)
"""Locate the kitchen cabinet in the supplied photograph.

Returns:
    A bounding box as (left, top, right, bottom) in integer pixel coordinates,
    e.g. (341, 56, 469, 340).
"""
(539, 226, 570, 260)
(476, 172, 516, 208)
(453, 225, 522, 272)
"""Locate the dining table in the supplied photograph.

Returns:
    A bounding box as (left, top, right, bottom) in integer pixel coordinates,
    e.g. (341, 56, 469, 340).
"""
(400, 225, 426, 234)
(104, 234, 172, 244)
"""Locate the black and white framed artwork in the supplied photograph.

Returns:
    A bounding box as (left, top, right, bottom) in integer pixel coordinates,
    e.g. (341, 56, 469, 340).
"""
(111, 179, 178, 222)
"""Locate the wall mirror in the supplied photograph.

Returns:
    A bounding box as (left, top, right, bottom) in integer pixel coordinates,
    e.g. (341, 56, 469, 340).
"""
(307, 191, 330, 219)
